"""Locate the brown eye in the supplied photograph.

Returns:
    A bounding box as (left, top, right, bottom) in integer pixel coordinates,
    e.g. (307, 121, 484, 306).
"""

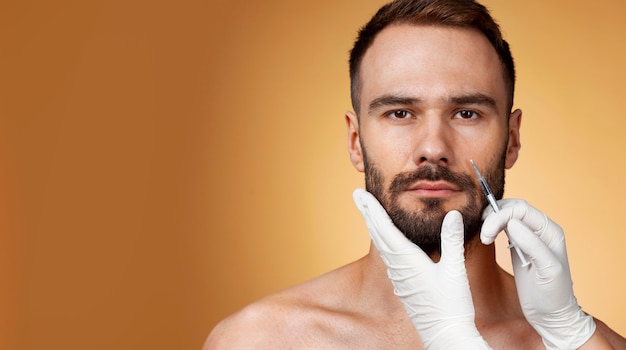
(389, 110, 410, 119)
(456, 110, 478, 119)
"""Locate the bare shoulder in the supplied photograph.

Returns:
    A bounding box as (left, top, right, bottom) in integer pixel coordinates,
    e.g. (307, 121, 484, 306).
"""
(595, 317, 626, 349)
(203, 293, 312, 349)
(203, 257, 388, 349)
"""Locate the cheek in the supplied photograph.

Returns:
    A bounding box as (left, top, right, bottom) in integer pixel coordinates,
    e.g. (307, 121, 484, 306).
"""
(369, 138, 414, 173)
(378, 122, 420, 149)
(454, 124, 507, 155)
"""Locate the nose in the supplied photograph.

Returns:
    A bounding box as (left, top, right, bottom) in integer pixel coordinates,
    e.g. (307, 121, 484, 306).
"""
(412, 116, 452, 167)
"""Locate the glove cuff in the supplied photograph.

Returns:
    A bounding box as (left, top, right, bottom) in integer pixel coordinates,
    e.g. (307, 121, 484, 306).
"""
(426, 335, 492, 350)
(421, 323, 492, 350)
(540, 312, 596, 350)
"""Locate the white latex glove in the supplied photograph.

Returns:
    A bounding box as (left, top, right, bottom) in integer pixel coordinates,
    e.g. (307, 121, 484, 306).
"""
(353, 188, 491, 349)
(481, 199, 596, 350)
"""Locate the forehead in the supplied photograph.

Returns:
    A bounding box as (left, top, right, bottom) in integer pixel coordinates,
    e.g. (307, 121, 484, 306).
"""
(359, 24, 508, 114)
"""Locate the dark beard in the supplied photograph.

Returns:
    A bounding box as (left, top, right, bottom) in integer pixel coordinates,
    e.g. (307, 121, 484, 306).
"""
(363, 149, 506, 258)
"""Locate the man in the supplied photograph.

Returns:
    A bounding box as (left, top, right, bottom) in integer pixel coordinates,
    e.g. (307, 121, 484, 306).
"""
(204, 0, 626, 348)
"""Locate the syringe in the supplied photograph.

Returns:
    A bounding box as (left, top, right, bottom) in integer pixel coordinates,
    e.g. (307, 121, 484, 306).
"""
(469, 159, 530, 267)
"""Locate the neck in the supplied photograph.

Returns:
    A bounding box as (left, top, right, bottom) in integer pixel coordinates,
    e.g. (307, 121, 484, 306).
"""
(463, 237, 522, 325)
(363, 237, 520, 325)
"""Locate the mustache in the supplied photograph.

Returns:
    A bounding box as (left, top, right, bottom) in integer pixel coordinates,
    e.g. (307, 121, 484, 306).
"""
(389, 165, 476, 195)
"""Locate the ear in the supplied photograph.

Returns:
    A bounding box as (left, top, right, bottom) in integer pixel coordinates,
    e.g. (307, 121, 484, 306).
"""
(345, 111, 365, 172)
(504, 108, 522, 169)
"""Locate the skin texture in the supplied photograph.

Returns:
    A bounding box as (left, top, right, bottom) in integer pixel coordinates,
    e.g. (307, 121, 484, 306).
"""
(204, 25, 626, 349)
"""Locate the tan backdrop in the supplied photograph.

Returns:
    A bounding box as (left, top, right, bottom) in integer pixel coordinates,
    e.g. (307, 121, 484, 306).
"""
(1, 0, 625, 349)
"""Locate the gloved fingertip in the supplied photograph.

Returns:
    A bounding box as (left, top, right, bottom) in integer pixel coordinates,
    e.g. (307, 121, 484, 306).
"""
(481, 205, 495, 219)
(352, 188, 371, 212)
(440, 210, 466, 263)
(441, 210, 464, 247)
(352, 187, 365, 203)
(479, 212, 503, 245)
(443, 210, 463, 233)
(480, 232, 495, 245)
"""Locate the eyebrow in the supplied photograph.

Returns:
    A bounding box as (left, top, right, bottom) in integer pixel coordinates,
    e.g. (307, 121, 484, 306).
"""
(368, 94, 421, 112)
(448, 93, 497, 111)
(367, 92, 499, 114)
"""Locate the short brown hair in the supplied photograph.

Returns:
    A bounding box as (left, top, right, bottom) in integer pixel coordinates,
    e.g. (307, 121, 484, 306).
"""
(349, 0, 515, 115)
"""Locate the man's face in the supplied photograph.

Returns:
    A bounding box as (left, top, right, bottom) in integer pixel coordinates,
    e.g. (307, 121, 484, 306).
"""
(346, 24, 521, 257)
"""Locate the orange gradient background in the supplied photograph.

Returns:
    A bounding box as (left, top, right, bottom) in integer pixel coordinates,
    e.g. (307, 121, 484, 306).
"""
(1, 1, 625, 349)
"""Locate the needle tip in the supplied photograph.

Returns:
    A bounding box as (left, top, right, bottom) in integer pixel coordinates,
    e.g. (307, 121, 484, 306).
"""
(469, 159, 480, 174)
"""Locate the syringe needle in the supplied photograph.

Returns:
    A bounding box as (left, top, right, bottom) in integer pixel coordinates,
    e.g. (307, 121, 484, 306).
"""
(469, 160, 530, 267)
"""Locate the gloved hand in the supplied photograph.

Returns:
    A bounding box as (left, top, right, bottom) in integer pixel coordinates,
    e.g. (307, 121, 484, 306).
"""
(353, 188, 491, 349)
(481, 199, 596, 350)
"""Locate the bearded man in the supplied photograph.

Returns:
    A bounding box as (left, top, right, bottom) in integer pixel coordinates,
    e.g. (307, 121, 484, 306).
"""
(205, 0, 626, 348)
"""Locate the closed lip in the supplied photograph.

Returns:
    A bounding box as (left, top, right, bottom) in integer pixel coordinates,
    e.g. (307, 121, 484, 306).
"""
(407, 181, 460, 197)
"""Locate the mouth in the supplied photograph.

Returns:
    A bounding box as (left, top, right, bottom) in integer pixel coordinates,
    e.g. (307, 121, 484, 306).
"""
(406, 181, 461, 199)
